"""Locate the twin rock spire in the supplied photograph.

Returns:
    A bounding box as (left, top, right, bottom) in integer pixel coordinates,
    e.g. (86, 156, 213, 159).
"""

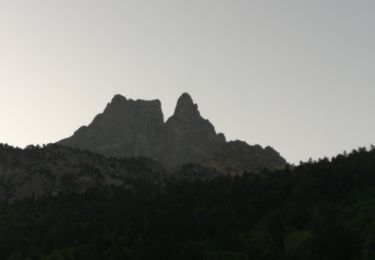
(59, 93, 286, 172)
(108, 92, 200, 123)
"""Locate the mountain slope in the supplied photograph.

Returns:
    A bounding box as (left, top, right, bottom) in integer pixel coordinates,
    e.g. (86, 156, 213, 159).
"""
(0, 144, 165, 202)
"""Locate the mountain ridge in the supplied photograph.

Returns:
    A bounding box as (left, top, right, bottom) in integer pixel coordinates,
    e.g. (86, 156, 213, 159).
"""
(59, 93, 287, 172)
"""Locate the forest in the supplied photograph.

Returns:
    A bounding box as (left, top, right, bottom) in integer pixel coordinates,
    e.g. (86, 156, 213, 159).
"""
(1, 146, 375, 259)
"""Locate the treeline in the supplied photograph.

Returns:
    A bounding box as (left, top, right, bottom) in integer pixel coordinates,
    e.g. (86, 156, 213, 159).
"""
(1, 147, 375, 259)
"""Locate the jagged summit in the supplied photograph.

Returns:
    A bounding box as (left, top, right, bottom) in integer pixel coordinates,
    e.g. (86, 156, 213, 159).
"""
(59, 93, 287, 172)
(111, 94, 127, 103)
(174, 92, 199, 118)
(60, 94, 164, 159)
(105, 94, 162, 115)
(177, 92, 194, 105)
(103, 94, 128, 113)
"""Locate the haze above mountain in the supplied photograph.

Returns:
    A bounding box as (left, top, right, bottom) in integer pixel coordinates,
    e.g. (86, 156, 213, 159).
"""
(59, 93, 286, 173)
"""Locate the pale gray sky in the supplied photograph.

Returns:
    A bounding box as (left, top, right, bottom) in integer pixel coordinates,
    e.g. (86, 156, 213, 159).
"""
(0, 0, 374, 164)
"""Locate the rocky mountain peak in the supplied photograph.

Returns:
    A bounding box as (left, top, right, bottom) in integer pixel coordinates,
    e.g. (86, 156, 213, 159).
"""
(59, 93, 287, 172)
(111, 94, 127, 104)
(59, 95, 165, 159)
(173, 92, 200, 119)
(103, 94, 163, 122)
(102, 94, 127, 114)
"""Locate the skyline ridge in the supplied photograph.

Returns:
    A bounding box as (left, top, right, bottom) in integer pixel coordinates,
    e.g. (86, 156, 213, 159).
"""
(58, 92, 287, 172)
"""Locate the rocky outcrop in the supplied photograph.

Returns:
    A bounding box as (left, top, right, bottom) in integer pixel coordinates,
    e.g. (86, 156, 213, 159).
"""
(59, 95, 165, 159)
(161, 93, 226, 167)
(207, 141, 287, 175)
(59, 93, 287, 172)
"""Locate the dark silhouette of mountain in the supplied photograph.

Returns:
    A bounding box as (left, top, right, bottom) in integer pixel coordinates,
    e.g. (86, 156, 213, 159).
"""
(58, 95, 165, 159)
(59, 93, 286, 172)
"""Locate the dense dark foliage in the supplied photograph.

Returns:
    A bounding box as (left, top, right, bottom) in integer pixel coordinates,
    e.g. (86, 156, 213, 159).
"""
(1, 146, 375, 259)
(0, 144, 166, 202)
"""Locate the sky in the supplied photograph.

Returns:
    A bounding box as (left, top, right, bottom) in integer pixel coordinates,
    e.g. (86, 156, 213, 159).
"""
(0, 0, 374, 164)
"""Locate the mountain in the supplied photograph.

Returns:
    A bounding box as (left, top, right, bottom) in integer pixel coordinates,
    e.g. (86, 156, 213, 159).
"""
(58, 95, 165, 159)
(59, 93, 287, 172)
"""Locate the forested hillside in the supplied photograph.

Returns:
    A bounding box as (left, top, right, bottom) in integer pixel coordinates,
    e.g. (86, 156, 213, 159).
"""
(1, 146, 375, 259)
(0, 144, 166, 202)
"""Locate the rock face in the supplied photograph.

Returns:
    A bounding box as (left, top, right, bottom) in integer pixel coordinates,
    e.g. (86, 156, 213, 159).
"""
(59, 93, 287, 172)
(59, 95, 165, 159)
(161, 93, 226, 166)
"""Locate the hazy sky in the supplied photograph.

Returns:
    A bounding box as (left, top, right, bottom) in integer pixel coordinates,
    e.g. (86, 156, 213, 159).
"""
(0, 0, 374, 164)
